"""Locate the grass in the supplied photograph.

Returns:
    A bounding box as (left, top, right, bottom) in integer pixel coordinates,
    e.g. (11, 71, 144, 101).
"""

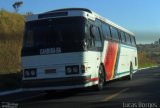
(0, 9, 24, 74)
(0, 10, 24, 91)
(138, 51, 157, 68)
(0, 40, 22, 73)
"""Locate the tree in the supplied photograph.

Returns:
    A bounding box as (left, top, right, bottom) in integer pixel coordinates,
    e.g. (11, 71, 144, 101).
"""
(12, 1, 23, 13)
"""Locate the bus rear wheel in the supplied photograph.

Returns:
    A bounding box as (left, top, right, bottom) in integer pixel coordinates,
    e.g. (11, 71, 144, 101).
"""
(126, 64, 133, 80)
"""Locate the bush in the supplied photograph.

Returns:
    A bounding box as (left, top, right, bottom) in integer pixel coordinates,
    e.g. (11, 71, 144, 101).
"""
(0, 9, 24, 74)
(138, 51, 157, 68)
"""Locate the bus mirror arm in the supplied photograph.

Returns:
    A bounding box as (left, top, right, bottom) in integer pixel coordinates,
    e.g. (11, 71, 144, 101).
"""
(82, 39, 88, 50)
(90, 25, 94, 38)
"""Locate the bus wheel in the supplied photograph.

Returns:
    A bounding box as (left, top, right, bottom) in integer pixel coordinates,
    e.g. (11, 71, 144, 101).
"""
(126, 64, 133, 80)
(94, 66, 105, 91)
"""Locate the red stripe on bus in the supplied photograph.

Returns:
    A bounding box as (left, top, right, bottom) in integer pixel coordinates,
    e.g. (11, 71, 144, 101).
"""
(90, 77, 98, 81)
(104, 42, 118, 80)
(86, 77, 99, 82)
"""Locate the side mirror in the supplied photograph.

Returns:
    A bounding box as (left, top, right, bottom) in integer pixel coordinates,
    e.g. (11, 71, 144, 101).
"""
(89, 25, 96, 47)
(90, 25, 95, 38)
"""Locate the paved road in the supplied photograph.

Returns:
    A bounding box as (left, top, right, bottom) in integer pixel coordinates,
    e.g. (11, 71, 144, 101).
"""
(1, 67, 160, 108)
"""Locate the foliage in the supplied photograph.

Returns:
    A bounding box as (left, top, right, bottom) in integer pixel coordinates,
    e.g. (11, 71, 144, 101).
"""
(137, 44, 160, 66)
(12, 1, 23, 13)
(0, 9, 24, 74)
(138, 51, 157, 68)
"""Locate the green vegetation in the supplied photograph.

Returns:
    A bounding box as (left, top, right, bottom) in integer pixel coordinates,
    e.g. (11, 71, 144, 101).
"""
(0, 9, 24, 74)
(137, 44, 159, 68)
(138, 51, 157, 68)
(12, 1, 23, 13)
(138, 44, 160, 65)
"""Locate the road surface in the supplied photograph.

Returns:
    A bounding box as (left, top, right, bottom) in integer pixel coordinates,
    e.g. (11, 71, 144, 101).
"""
(1, 67, 160, 108)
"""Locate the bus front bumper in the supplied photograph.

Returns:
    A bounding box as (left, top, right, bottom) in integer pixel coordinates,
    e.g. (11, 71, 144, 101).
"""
(22, 75, 98, 91)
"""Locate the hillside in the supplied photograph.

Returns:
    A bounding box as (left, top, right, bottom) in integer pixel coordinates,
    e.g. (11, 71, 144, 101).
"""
(137, 51, 157, 68)
(137, 44, 160, 67)
(0, 10, 24, 74)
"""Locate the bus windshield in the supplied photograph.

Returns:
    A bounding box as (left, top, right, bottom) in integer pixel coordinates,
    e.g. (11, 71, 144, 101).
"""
(23, 17, 86, 49)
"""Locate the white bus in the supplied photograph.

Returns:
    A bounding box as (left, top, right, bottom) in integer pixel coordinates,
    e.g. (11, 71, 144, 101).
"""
(22, 8, 138, 91)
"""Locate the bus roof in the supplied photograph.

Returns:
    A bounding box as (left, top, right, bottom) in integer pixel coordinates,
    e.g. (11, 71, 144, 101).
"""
(91, 11, 134, 36)
(45, 8, 92, 14)
(46, 8, 134, 35)
(26, 8, 134, 36)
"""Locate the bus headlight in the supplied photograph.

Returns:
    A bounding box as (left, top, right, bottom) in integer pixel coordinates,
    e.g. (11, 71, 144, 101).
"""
(30, 69, 36, 76)
(72, 66, 79, 73)
(65, 65, 79, 74)
(66, 67, 72, 74)
(24, 70, 30, 77)
(24, 69, 37, 77)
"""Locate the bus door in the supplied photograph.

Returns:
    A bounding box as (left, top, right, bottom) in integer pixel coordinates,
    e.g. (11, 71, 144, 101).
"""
(88, 24, 103, 78)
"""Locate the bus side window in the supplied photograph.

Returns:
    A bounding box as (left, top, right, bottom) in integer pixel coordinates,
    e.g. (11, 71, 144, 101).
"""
(130, 36, 135, 45)
(110, 26, 119, 41)
(133, 37, 136, 45)
(90, 26, 102, 47)
(102, 23, 111, 39)
(125, 33, 131, 44)
(95, 19, 102, 27)
(84, 23, 90, 49)
(118, 30, 122, 42)
(128, 35, 132, 44)
(131, 36, 136, 45)
(120, 31, 126, 43)
(135, 57, 137, 66)
(89, 25, 95, 47)
(128, 34, 132, 44)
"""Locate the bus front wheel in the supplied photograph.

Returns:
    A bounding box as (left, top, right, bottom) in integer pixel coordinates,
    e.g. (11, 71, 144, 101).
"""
(93, 65, 105, 91)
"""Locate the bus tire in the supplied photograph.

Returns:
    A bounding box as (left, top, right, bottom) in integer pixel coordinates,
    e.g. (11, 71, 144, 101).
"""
(93, 65, 105, 91)
(126, 63, 133, 80)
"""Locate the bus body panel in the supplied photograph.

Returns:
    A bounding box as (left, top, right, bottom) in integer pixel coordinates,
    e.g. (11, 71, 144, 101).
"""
(22, 52, 89, 80)
(101, 41, 138, 81)
(115, 44, 138, 78)
(22, 51, 99, 90)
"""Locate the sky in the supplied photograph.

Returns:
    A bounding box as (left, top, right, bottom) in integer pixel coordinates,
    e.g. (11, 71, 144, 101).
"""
(0, 0, 160, 44)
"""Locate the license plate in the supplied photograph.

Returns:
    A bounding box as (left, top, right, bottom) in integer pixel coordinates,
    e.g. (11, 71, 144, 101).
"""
(45, 69, 56, 74)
